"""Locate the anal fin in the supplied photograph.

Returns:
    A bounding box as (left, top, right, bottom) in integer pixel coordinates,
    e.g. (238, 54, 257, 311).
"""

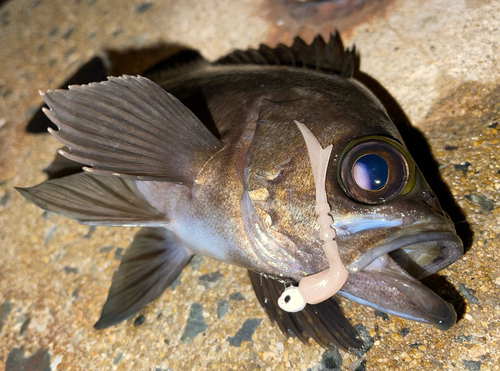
(42, 75, 224, 186)
(248, 270, 363, 351)
(95, 227, 193, 329)
(16, 172, 165, 226)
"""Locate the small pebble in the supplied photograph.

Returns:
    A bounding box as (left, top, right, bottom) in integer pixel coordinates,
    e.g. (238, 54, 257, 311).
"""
(134, 315, 146, 327)
(374, 311, 389, 321)
(63, 266, 78, 274)
(136, 2, 153, 13)
(462, 360, 481, 371)
(229, 292, 245, 301)
(99, 245, 113, 253)
(180, 303, 207, 343)
(227, 318, 262, 347)
(114, 247, 124, 260)
(83, 226, 96, 239)
(113, 352, 123, 365)
(170, 274, 182, 290)
(0, 192, 10, 207)
(353, 324, 374, 356)
(391, 333, 403, 341)
(454, 161, 471, 174)
(459, 283, 479, 304)
(61, 27, 74, 40)
(43, 226, 56, 246)
(217, 299, 229, 319)
(198, 271, 223, 288)
(464, 194, 494, 212)
(398, 328, 410, 337)
(320, 348, 342, 369)
(189, 255, 203, 269)
(19, 316, 31, 336)
(353, 359, 367, 371)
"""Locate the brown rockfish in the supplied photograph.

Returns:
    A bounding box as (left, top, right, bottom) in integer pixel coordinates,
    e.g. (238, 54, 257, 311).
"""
(17, 35, 463, 351)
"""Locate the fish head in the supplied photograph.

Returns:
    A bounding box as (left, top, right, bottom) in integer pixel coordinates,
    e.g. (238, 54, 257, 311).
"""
(244, 73, 463, 329)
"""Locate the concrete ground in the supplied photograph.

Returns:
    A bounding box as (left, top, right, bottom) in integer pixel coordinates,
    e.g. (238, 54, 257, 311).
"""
(0, 0, 499, 370)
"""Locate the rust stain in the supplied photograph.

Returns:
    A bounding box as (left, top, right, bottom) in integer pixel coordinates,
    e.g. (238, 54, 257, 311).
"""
(259, 0, 396, 47)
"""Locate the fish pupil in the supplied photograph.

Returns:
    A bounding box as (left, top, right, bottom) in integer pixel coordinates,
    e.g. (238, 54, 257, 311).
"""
(352, 154, 388, 191)
(284, 295, 291, 303)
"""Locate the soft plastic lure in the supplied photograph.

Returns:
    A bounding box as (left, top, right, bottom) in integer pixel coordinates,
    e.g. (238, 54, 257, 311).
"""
(277, 121, 349, 312)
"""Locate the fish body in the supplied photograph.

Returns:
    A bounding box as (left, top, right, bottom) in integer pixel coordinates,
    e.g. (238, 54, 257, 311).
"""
(18, 36, 463, 350)
(138, 65, 397, 274)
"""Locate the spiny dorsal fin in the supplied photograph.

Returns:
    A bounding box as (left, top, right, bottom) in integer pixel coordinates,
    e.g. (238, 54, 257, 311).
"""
(41, 75, 224, 186)
(216, 34, 355, 78)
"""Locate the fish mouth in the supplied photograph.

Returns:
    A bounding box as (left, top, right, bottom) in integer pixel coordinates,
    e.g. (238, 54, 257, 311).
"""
(338, 230, 463, 330)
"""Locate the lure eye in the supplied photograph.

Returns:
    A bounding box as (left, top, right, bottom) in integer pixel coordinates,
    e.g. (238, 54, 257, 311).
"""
(338, 137, 415, 204)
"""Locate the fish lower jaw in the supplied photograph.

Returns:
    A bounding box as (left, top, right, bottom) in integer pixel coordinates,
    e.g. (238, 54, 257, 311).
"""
(339, 290, 456, 331)
(339, 228, 462, 330)
(339, 252, 458, 331)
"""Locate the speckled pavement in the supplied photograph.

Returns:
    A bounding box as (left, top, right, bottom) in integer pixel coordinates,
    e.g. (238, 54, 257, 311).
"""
(1, 0, 499, 370)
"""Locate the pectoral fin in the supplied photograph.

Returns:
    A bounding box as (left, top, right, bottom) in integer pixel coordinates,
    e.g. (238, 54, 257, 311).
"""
(43, 147, 86, 180)
(42, 75, 224, 186)
(26, 56, 109, 133)
(16, 172, 165, 226)
(94, 227, 193, 329)
(248, 270, 363, 351)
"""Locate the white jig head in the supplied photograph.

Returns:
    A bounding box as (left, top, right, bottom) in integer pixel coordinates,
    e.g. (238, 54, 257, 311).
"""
(277, 286, 307, 312)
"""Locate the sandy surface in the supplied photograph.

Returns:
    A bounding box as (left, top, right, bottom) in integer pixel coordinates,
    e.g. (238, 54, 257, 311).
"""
(0, 0, 499, 370)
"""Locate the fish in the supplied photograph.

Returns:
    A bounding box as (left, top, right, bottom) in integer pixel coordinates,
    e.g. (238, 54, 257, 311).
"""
(17, 34, 463, 351)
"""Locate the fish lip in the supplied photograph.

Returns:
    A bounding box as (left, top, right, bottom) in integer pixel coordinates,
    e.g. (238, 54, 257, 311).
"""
(346, 229, 463, 279)
(338, 227, 463, 330)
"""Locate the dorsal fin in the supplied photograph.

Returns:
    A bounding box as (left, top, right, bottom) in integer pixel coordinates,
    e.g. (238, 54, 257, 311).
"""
(216, 34, 355, 78)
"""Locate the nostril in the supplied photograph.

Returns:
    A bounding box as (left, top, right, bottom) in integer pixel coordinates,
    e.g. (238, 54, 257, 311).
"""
(422, 188, 434, 204)
(422, 189, 446, 217)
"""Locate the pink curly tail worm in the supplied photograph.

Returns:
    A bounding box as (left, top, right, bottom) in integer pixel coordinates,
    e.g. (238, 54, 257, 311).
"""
(277, 121, 349, 312)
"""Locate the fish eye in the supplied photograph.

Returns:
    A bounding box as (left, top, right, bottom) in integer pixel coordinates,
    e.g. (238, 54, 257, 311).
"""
(352, 154, 388, 191)
(338, 136, 415, 204)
